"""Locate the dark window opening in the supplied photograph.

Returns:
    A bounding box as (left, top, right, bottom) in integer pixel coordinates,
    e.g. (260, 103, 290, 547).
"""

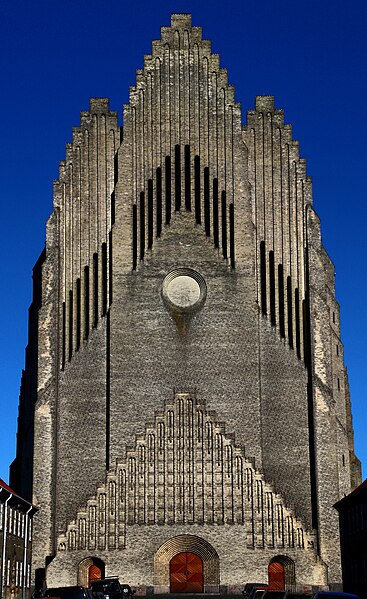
(336, 344, 339, 356)
(102, 242, 107, 316)
(269, 251, 276, 325)
(184, 145, 191, 211)
(148, 179, 153, 249)
(260, 241, 267, 315)
(204, 167, 210, 236)
(93, 253, 98, 328)
(287, 276, 293, 349)
(222, 191, 227, 259)
(84, 266, 90, 339)
(213, 178, 219, 248)
(333, 311, 335, 324)
(278, 264, 285, 337)
(194, 155, 201, 224)
(132, 204, 137, 270)
(342, 454, 345, 466)
(229, 203, 235, 269)
(76, 278, 81, 351)
(68, 289, 73, 361)
(175, 145, 181, 211)
(337, 378, 340, 390)
(109, 231, 113, 306)
(140, 191, 145, 261)
(165, 156, 171, 224)
(156, 167, 162, 237)
(295, 288, 301, 358)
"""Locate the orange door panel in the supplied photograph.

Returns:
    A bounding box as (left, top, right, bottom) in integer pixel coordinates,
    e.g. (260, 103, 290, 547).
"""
(268, 561, 285, 590)
(170, 552, 203, 593)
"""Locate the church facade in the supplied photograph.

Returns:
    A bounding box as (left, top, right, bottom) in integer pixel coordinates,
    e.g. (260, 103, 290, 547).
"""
(10, 14, 361, 594)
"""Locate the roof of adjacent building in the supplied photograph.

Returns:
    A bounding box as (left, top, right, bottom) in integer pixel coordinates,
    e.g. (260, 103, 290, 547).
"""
(334, 478, 367, 511)
(0, 478, 35, 509)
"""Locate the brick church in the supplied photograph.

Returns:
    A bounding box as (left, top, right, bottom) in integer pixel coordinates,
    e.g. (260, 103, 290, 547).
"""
(10, 13, 361, 594)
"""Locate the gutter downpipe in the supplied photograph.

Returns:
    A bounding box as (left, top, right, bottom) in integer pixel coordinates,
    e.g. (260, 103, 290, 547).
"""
(22, 507, 32, 599)
(1, 491, 12, 599)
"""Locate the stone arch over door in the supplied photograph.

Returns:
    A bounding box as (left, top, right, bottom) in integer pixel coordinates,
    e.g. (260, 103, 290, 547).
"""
(268, 556, 295, 591)
(78, 557, 105, 587)
(154, 534, 220, 594)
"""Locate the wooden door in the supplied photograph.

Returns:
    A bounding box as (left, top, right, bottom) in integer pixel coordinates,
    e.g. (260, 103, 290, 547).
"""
(170, 552, 203, 593)
(88, 564, 102, 585)
(268, 561, 285, 590)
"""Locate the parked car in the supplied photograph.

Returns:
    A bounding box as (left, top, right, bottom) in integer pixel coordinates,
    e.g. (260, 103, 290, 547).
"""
(43, 587, 92, 599)
(262, 590, 286, 599)
(90, 579, 135, 599)
(313, 593, 360, 599)
(243, 584, 269, 599)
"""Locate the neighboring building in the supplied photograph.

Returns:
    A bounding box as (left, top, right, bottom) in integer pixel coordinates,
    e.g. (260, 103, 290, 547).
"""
(335, 479, 367, 599)
(0, 479, 36, 599)
(10, 13, 361, 595)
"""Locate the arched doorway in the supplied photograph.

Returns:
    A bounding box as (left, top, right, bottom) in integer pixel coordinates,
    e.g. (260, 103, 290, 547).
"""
(170, 552, 203, 593)
(154, 534, 219, 593)
(268, 556, 295, 591)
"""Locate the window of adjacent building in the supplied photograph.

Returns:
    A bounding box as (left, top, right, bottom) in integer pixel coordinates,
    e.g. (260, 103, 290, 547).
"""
(28, 518, 32, 541)
(0, 502, 3, 530)
(6, 559, 11, 586)
(27, 564, 31, 588)
(8, 507, 12, 533)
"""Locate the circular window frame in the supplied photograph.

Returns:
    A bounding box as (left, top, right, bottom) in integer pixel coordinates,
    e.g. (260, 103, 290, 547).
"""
(162, 268, 207, 314)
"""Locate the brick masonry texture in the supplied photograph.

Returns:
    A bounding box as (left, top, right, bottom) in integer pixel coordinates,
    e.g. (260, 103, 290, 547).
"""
(11, 13, 361, 595)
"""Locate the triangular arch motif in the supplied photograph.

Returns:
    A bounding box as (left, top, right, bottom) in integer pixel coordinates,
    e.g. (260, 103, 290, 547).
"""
(61, 392, 312, 552)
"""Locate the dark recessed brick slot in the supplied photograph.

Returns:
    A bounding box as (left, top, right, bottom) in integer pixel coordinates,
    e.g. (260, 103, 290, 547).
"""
(102, 243, 107, 316)
(62, 301, 66, 369)
(269, 251, 276, 325)
(109, 231, 113, 305)
(175, 145, 181, 211)
(76, 278, 81, 351)
(111, 190, 115, 225)
(204, 166, 210, 236)
(278, 264, 285, 337)
(93, 253, 98, 327)
(156, 167, 162, 237)
(222, 190, 227, 259)
(140, 191, 145, 261)
(260, 241, 267, 315)
(148, 179, 153, 249)
(230, 203, 235, 270)
(132, 204, 137, 271)
(213, 178, 219, 248)
(287, 276, 293, 349)
(194, 155, 201, 224)
(295, 288, 301, 358)
(185, 145, 191, 211)
(68, 289, 73, 361)
(165, 155, 171, 224)
(84, 265, 89, 339)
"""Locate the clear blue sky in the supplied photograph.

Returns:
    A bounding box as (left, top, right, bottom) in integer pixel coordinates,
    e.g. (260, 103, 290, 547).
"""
(0, 0, 366, 484)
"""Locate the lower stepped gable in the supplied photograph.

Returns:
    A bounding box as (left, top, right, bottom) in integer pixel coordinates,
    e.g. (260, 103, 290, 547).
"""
(60, 392, 314, 553)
